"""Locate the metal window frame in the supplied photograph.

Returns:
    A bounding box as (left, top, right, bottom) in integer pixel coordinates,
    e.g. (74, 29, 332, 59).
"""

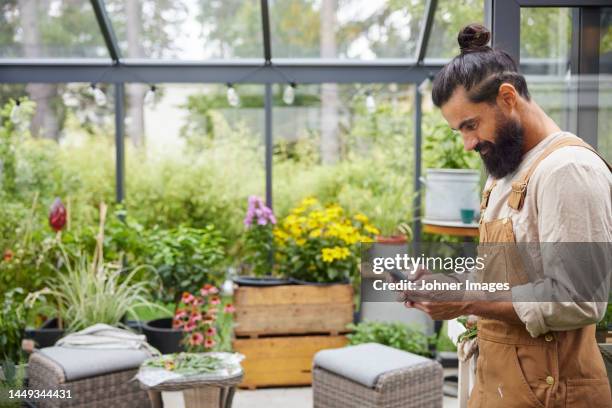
(3, 0, 597, 241)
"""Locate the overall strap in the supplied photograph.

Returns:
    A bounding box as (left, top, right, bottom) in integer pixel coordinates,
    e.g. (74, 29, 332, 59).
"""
(507, 136, 612, 211)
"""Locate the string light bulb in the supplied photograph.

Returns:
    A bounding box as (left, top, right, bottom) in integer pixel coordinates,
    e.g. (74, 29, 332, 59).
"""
(226, 83, 240, 107)
(10, 100, 21, 125)
(365, 91, 376, 114)
(283, 82, 296, 105)
(418, 75, 433, 95)
(89, 83, 107, 106)
(144, 85, 157, 106)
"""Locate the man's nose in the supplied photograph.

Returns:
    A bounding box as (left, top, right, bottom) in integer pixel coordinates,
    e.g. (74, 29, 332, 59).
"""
(462, 135, 479, 151)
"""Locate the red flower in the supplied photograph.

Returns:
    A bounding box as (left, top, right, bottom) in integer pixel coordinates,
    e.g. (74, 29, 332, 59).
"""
(204, 338, 216, 349)
(3, 249, 13, 262)
(49, 198, 67, 232)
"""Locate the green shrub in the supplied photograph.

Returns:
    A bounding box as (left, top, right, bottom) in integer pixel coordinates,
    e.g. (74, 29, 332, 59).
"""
(145, 225, 226, 304)
(346, 320, 432, 357)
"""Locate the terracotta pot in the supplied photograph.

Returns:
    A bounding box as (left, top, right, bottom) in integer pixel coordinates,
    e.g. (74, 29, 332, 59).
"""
(376, 235, 408, 244)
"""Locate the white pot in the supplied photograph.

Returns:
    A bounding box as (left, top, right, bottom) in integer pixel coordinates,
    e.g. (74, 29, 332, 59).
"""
(420, 169, 481, 222)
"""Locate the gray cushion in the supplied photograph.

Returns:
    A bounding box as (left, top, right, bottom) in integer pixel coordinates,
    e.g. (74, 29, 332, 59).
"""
(38, 347, 150, 381)
(313, 343, 432, 388)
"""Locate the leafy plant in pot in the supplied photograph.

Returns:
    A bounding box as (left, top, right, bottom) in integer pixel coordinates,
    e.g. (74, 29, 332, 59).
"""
(422, 123, 482, 223)
(142, 225, 226, 353)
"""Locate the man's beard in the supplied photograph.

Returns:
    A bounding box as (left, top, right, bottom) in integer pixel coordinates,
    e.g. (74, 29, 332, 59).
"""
(475, 112, 525, 179)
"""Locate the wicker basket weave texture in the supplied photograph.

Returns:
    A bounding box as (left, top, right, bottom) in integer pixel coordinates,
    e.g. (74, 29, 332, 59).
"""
(27, 352, 149, 408)
(313, 361, 443, 408)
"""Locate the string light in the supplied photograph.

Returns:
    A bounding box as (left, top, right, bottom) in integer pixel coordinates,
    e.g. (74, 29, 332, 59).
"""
(10, 100, 21, 125)
(144, 85, 157, 106)
(283, 82, 296, 105)
(89, 83, 107, 107)
(418, 73, 435, 95)
(365, 91, 376, 114)
(226, 83, 240, 107)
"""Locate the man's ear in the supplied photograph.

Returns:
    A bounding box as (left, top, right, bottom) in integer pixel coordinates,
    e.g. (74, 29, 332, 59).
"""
(496, 83, 518, 113)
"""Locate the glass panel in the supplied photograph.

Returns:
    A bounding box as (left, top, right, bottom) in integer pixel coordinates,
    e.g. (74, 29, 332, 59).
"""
(0, 1, 109, 59)
(271, 82, 414, 235)
(426, 0, 484, 59)
(521, 8, 573, 131)
(269, 0, 426, 59)
(125, 83, 265, 241)
(105, 0, 263, 60)
(520, 7, 572, 76)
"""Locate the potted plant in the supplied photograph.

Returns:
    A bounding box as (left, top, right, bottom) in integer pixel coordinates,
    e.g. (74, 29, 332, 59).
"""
(421, 123, 482, 222)
(142, 225, 226, 352)
(31, 245, 160, 332)
(233, 197, 379, 337)
(237, 195, 291, 287)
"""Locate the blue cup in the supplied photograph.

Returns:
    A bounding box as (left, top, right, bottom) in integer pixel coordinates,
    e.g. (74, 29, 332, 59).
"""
(460, 208, 475, 224)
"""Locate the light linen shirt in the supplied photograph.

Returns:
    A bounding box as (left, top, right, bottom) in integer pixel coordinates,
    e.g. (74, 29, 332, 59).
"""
(480, 131, 612, 337)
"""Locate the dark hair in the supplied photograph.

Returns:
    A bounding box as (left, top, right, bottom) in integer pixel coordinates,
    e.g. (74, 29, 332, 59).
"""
(431, 24, 530, 107)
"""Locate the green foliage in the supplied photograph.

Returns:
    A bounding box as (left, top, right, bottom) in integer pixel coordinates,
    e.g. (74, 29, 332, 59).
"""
(597, 302, 612, 331)
(146, 226, 226, 304)
(0, 288, 28, 363)
(423, 122, 481, 170)
(42, 248, 161, 332)
(0, 360, 26, 408)
(243, 224, 274, 276)
(346, 321, 432, 357)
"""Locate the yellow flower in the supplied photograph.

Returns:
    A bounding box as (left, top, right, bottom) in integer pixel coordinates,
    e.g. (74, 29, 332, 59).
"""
(309, 229, 322, 238)
(296, 238, 306, 246)
(334, 246, 350, 260)
(354, 213, 369, 224)
(364, 225, 380, 235)
(322, 248, 336, 263)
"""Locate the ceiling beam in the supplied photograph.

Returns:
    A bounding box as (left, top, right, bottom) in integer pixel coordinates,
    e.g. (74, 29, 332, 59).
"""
(90, 0, 122, 63)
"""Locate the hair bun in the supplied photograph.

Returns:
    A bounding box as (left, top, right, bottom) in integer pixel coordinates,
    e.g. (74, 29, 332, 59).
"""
(458, 24, 491, 54)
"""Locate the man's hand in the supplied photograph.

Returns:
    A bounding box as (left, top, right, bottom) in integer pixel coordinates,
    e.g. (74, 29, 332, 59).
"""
(408, 301, 470, 320)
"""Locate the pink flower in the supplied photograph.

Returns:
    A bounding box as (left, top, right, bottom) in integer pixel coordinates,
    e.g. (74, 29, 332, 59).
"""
(223, 304, 236, 313)
(184, 321, 196, 332)
(189, 312, 203, 324)
(181, 292, 195, 305)
(206, 327, 217, 337)
(204, 338, 216, 349)
(210, 296, 221, 306)
(189, 332, 204, 346)
(174, 310, 188, 320)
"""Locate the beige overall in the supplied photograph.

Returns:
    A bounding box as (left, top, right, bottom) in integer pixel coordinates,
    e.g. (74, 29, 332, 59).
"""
(469, 137, 612, 408)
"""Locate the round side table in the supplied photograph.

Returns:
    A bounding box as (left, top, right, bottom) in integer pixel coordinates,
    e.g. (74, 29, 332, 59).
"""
(139, 370, 243, 408)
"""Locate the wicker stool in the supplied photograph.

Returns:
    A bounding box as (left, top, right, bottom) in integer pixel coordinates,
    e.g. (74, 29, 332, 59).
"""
(313, 343, 443, 408)
(27, 347, 150, 408)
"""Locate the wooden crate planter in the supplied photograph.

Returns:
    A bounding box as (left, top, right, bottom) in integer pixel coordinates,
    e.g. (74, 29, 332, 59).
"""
(233, 335, 348, 389)
(233, 284, 354, 337)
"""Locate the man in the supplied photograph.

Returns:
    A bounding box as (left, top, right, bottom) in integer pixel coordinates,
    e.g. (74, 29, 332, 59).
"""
(405, 24, 612, 407)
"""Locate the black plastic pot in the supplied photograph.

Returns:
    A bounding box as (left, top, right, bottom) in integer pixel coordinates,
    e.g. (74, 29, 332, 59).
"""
(234, 276, 293, 287)
(142, 317, 184, 354)
(289, 277, 351, 286)
(24, 318, 65, 348)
